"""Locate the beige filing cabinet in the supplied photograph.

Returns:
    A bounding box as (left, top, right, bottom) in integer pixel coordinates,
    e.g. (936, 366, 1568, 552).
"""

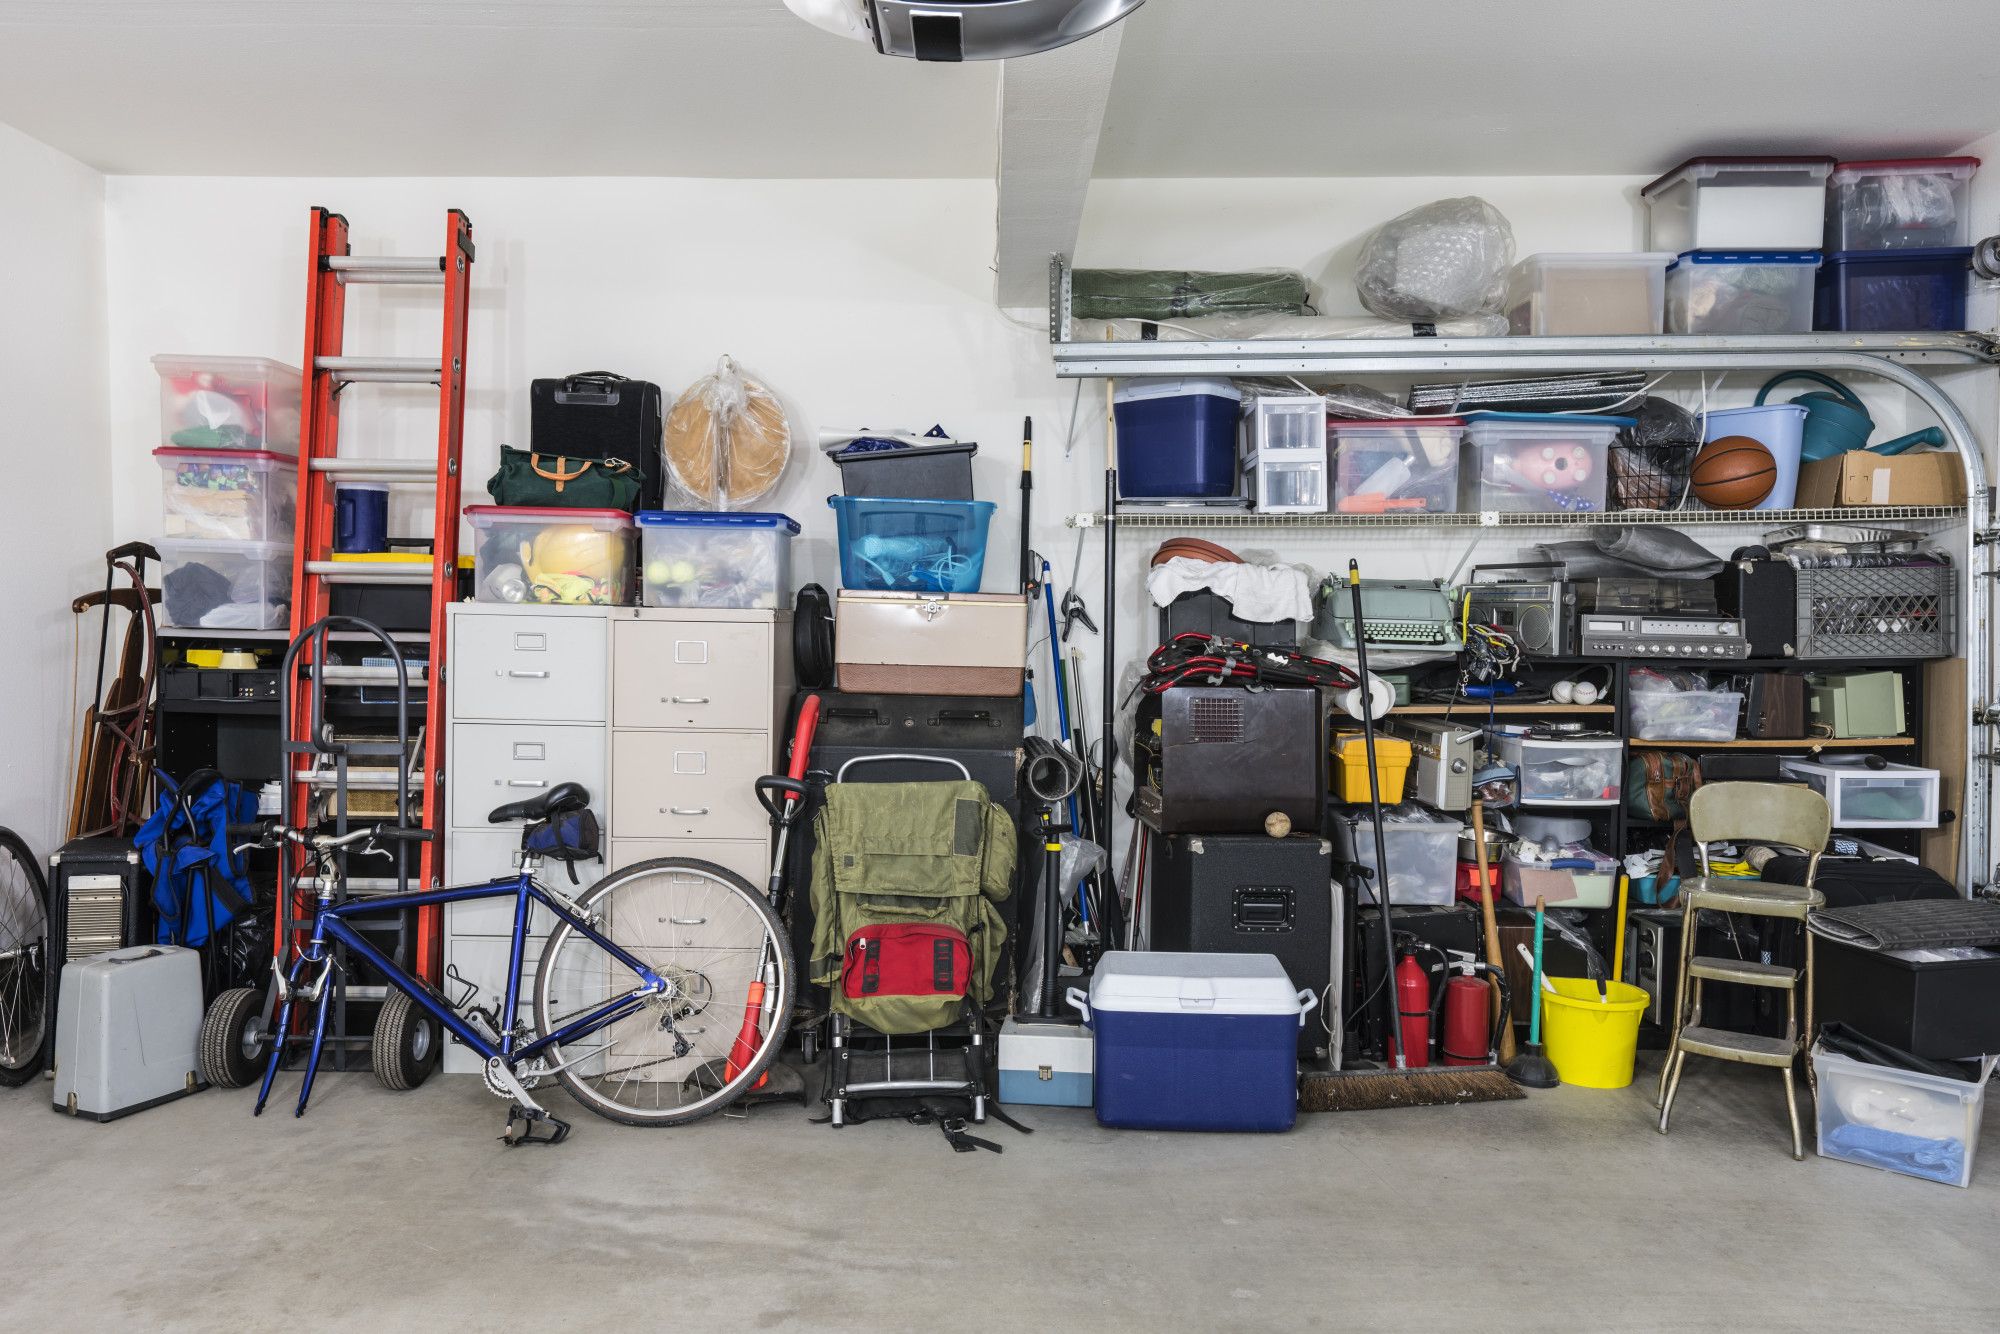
(607, 606, 792, 889)
(441, 602, 609, 1073)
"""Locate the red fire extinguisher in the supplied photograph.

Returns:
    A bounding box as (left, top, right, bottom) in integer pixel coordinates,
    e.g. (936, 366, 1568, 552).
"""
(1394, 943, 1435, 1068)
(1435, 949, 1514, 1067)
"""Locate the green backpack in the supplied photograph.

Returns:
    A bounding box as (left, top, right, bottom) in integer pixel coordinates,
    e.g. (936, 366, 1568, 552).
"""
(485, 444, 641, 511)
(808, 780, 1016, 1035)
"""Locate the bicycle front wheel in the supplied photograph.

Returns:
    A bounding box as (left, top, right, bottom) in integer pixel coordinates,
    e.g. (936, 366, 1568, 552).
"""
(0, 826, 49, 1086)
(533, 857, 793, 1126)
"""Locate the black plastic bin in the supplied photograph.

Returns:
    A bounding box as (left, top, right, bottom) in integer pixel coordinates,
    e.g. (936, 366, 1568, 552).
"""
(1814, 934, 2000, 1059)
(831, 441, 977, 500)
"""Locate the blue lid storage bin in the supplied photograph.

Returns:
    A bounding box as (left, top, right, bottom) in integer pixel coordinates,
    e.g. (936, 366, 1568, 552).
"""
(1814, 247, 1972, 332)
(830, 439, 977, 501)
(828, 496, 995, 593)
(1112, 377, 1242, 498)
(1459, 412, 1628, 515)
(1666, 251, 1820, 335)
(1076, 951, 1315, 1133)
(636, 510, 799, 609)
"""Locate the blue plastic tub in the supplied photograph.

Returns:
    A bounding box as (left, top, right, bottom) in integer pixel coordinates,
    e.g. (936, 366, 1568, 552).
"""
(1702, 402, 1808, 510)
(1814, 247, 1972, 331)
(1077, 951, 1314, 1133)
(828, 496, 994, 593)
(1113, 377, 1243, 497)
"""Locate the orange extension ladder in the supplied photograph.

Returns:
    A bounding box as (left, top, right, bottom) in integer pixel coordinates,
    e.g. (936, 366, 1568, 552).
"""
(280, 207, 474, 990)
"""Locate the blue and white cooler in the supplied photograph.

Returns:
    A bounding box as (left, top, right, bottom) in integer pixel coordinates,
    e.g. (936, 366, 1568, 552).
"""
(1070, 951, 1315, 1133)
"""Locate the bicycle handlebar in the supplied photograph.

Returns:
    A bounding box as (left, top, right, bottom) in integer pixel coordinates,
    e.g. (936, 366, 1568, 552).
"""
(227, 820, 433, 852)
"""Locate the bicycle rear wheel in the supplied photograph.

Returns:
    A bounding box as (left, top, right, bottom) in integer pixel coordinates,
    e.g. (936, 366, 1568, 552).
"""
(532, 857, 793, 1126)
(0, 826, 49, 1086)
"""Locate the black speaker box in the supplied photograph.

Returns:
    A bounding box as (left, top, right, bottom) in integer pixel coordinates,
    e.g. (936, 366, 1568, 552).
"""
(1715, 559, 1798, 659)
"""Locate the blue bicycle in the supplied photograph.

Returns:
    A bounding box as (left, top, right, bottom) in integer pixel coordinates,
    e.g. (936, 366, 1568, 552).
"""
(199, 782, 794, 1144)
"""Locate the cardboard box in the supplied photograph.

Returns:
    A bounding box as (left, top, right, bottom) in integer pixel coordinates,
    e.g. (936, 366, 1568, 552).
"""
(1792, 451, 1966, 507)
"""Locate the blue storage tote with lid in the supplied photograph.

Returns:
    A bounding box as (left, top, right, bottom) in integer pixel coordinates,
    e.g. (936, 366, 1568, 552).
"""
(1666, 252, 1820, 334)
(1072, 950, 1316, 1133)
(1112, 377, 1242, 498)
(636, 510, 798, 609)
(1459, 412, 1628, 514)
(1814, 247, 1973, 331)
(828, 496, 994, 593)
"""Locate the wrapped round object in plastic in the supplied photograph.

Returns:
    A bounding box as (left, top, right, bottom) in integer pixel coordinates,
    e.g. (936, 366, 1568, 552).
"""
(663, 356, 794, 511)
(1355, 197, 1516, 321)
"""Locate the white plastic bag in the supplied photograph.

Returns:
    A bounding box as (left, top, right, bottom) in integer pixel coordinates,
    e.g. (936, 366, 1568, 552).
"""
(662, 356, 794, 511)
(1355, 197, 1516, 321)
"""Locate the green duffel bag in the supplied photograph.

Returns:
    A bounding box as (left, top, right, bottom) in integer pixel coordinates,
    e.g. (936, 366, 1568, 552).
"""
(485, 444, 642, 511)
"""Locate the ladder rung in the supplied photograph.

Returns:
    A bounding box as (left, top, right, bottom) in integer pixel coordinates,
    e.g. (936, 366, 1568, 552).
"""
(338, 271, 446, 286)
(316, 356, 442, 383)
(327, 255, 444, 272)
(314, 664, 430, 683)
(305, 560, 435, 584)
(293, 770, 414, 790)
(310, 458, 438, 478)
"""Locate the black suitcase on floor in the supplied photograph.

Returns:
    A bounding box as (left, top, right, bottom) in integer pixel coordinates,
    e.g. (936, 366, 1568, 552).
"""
(529, 372, 664, 511)
(1760, 854, 1957, 909)
(1152, 833, 1334, 1057)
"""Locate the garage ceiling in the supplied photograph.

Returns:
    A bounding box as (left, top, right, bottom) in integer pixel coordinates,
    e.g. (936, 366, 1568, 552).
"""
(2, 0, 1998, 178)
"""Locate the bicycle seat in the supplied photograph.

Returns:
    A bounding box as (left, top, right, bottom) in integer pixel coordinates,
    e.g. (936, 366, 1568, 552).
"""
(487, 781, 590, 824)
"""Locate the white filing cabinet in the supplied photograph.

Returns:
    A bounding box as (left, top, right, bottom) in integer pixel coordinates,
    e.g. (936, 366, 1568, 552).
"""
(437, 603, 789, 1074)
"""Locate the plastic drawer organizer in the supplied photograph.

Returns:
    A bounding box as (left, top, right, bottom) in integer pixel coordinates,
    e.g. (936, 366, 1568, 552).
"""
(152, 354, 303, 453)
(465, 506, 636, 606)
(1328, 803, 1464, 906)
(636, 511, 797, 610)
(1489, 730, 1622, 806)
(1241, 395, 1327, 513)
(1779, 759, 1940, 829)
(1814, 1045, 1998, 1188)
(154, 447, 298, 543)
(1460, 413, 1625, 514)
(1328, 417, 1462, 515)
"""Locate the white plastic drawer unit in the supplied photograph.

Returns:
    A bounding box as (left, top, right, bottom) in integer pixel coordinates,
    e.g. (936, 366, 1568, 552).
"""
(450, 610, 607, 723)
(612, 618, 773, 730)
(1489, 731, 1624, 806)
(611, 730, 772, 840)
(1780, 759, 1941, 829)
(448, 723, 606, 830)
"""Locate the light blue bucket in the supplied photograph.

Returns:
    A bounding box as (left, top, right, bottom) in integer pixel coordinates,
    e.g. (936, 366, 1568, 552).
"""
(1703, 403, 1808, 510)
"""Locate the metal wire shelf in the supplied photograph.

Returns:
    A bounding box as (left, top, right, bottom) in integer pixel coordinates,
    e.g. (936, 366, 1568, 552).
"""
(1070, 504, 1967, 530)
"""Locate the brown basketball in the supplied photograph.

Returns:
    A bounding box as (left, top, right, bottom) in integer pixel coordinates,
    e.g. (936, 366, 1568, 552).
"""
(1690, 434, 1776, 509)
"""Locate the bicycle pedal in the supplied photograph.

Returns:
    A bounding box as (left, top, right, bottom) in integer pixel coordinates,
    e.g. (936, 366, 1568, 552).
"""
(499, 1105, 571, 1147)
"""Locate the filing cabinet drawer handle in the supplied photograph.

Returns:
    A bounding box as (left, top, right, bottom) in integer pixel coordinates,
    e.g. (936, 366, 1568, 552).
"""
(668, 696, 710, 705)
(666, 807, 710, 816)
(505, 670, 550, 679)
(506, 779, 549, 788)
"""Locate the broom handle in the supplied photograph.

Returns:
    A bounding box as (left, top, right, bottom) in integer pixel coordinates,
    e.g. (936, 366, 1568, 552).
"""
(1472, 801, 1516, 1063)
(1529, 894, 1548, 1047)
(1346, 561, 1404, 1070)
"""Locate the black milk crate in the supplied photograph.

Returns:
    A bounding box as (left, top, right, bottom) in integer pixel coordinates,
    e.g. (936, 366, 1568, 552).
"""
(1794, 563, 1955, 660)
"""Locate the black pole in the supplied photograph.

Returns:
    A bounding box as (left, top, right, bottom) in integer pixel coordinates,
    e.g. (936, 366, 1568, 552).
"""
(1349, 560, 1404, 1069)
(1038, 804, 1062, 1018)
(1101, 467, 1117, 936)
(1019, 416, 1033, 594)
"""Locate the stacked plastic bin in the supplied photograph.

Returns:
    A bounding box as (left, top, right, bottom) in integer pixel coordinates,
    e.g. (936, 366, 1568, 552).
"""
(1817, 157, 1981, 332)
(1643, 156, 1833, 336)
(825, 436, 992, 592)
(151, 356, 303, 629)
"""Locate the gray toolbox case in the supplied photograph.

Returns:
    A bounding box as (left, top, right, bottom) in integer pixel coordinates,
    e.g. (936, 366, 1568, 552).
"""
(46, 837, 150, 1078)
(52, 945, 207, 1120)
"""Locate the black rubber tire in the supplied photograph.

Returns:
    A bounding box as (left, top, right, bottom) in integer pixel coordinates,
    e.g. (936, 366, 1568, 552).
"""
(372, 988, 439, 1091)
(198, 987, 268, 1089)
(0, 825, 49, 1087)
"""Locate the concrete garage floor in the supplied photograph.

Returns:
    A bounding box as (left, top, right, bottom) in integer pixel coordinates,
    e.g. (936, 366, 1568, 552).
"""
(7, 1052, 2000, 1333)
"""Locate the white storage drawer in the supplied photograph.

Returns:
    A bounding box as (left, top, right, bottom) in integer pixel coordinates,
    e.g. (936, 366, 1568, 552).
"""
(1490, 731, 1623, 806)
(450, 610, 607, 723)
(610, 730, 773, 840)
(608, 838, 770, 887)
(449, 723, 606, 830)
(443, 830, 561, 938)
(612, 618, 773, 730)
(1780, 759, 1940, 828)
(441, 937, 537, 1075)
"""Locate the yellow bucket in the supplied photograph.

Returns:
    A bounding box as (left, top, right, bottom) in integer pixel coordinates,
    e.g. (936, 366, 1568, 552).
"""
(1539, 977, 1650, 1089)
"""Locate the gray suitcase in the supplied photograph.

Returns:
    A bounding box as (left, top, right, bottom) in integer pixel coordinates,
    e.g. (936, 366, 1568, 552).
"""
(52, 945, 207, 1121)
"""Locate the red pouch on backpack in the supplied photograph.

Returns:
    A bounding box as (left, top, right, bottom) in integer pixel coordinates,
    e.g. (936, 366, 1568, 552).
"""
(841, 923, 972, 1001)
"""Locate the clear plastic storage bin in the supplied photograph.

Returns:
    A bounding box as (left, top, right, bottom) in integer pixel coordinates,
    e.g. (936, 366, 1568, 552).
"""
(635, 511, 798, 610)
(1328, 417, 1462, 514)
(154, 448, 297, 543)
(151, 354, 303, 453)
(1505, 254, 1674, 336)
(1665, 252, 1821, 334)
(1628, 686, 1742, 742)
(1460, 412, 1625, 514)
(1814, 1044, 1998, 1188)
(1779, 759, 1939, 828)
(1329, 803, 1464, 906)
(1828, 158, 1981, 251)
(1501, 854, 1617, 909)
(1641, 156, 1836, 253)
(1489, 731, 1623, 806)
(463, 505, 635, 606)
(829, 496, 995, 593)
(158, 539, 292, 630)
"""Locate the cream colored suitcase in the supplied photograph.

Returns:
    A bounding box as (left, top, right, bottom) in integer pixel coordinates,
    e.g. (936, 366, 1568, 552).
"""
(834, 591, 1029, 696)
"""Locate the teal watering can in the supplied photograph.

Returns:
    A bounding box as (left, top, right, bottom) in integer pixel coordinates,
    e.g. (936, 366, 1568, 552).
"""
(1756, 372, 1945, 462)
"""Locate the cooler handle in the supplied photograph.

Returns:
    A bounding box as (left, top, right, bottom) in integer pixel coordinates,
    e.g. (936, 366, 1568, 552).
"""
(1296, 988, 1320, 1029)
(1065, 987, 1091, 1023)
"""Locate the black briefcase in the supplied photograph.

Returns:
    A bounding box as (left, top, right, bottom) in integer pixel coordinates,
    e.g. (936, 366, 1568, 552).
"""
(529, 372, 664, 511)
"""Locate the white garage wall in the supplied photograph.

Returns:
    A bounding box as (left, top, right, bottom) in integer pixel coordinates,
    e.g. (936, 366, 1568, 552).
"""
(0, 122, 109, 861)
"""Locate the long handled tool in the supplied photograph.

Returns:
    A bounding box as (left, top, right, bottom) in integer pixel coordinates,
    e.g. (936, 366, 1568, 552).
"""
(1505, 894, 1561, 1088)
(1470, 800, 1517, 1064)
(1300, 561, 1522, 1112)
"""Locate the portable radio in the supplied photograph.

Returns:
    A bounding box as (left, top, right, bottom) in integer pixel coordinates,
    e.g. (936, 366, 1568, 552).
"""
(1463, 565, 1573, 656)
(1386, 717, 1481, 811)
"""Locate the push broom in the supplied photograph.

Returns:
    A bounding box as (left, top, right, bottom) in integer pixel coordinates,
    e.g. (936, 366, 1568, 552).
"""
(1299, 561, 1522, 1113)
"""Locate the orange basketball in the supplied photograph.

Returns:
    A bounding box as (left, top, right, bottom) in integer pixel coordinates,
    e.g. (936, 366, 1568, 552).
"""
(1690, 434, 1776, 510)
